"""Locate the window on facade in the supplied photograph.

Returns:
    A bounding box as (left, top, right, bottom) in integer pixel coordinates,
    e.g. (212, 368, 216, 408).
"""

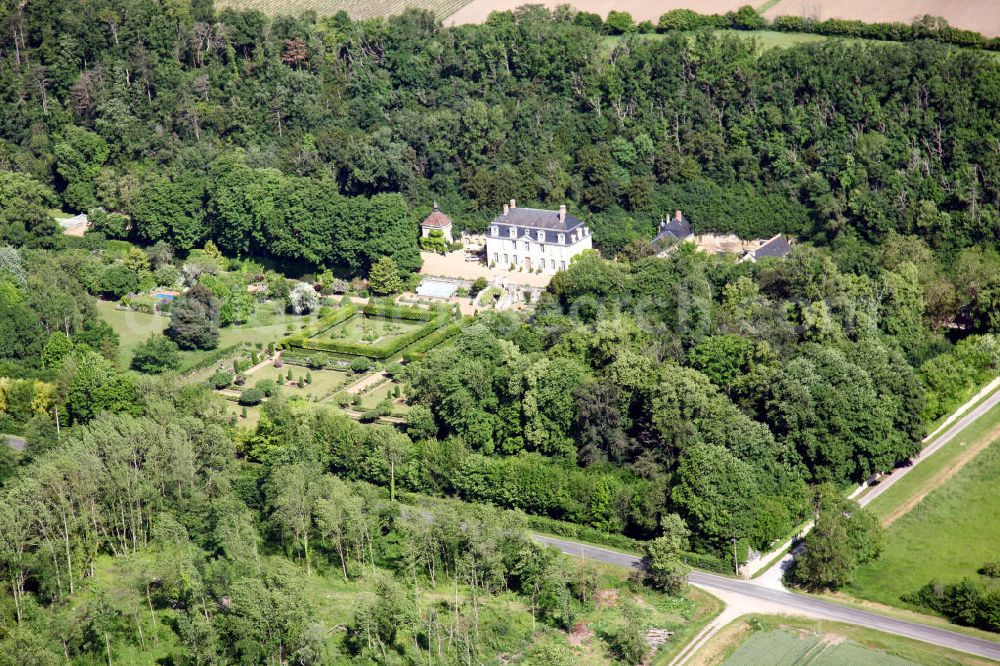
(551, 259, 556, 270)
(560, 261, 566, 270)
(509, 227, 516, 238)
(513, 255, 518, 265)
(537, 230, 545, 242)
(491, 226, 499, 236)
(493, 253, 498, 263)
(523, 241, 529, 251)
(557, 233, 565, 244)
(503, 254, 508, 264)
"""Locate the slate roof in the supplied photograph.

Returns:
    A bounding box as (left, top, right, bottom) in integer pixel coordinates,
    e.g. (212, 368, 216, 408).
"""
(421, 203, 452, 229)
(655, 214, 692, 241)
(490, 207, 585, 232)
(753, 234, 791, 259)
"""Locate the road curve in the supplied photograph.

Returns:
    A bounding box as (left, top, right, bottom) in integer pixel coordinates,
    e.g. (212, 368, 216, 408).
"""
(535, 535, 1000, 662)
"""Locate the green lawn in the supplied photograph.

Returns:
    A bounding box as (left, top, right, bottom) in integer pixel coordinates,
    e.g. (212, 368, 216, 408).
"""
(96, 299, 307, 371)
(327, 314, 425, 344)
(846, 435, 1000, 610)
(359, 379, 411, 415)
(714, 615, 977, 666)
(246, 364, 349, 401)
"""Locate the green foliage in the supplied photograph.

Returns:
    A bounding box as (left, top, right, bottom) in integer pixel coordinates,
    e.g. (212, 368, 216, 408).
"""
(41, 332, 74, 370)
(367, 256, 403, 296)
(0, 172, 58, 247)
(96, 264, 140, 299)
(130, 335, 181, 374)
(792, 493, 883, 591)
(210, 371, 234, 390)
(238, 387, 265, 406)
(167, 285, 220, 350)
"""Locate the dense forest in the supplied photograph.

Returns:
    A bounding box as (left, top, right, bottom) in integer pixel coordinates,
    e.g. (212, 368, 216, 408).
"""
(1, 0, 1000, 661)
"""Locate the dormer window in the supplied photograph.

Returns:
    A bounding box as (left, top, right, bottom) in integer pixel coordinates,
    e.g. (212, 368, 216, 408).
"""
(557, 233, 565, 244)
(537, 230, 545, 243)
(571, 234, 577, 243)
(509, 227, 517, 238)
(491, 226, 499, 236)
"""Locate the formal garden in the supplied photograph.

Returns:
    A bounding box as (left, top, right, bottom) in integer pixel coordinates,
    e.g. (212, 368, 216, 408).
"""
(282, 302, 459, 360)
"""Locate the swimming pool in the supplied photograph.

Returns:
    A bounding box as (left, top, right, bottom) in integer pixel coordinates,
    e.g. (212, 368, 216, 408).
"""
(415, 279, 458, 298)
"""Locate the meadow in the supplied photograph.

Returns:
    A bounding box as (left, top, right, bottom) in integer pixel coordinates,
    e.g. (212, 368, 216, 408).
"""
(846, 435, 1000, 610)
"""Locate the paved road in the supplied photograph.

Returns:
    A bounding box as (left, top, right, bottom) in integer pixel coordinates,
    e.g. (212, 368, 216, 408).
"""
(859, 383, 1000, 507)
(535, 535, 1000, 662)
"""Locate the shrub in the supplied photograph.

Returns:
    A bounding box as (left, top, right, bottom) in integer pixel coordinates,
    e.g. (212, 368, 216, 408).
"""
(255, 379, 278, 397)
(350, 357, 372, 373)
(238, 387, 265, 406)
(210, 371, 233, 389)
(980, 562, 1000, 578)
(233, 374, 246, 386)
(273, 357, 283, 368)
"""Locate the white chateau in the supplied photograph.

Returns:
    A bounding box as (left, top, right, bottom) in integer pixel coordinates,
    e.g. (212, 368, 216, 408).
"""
(486, 199, 593, 274)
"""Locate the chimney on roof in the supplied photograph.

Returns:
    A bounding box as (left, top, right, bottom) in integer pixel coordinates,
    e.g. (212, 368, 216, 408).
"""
(559, 204, 566, 222)
(510, 198, 516, 209)
(675, 210, 682, 221)
(503, 203, 509, 216)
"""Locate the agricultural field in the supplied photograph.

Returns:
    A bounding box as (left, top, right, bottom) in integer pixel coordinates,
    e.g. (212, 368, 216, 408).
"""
(846, 431, 1000, 610)
(327, 313, 426, 345)
(215, 0, 474, 20)
(695, 615, 984, 666)
(447, 0, 746, 25)
(762, 0, 1000, 38)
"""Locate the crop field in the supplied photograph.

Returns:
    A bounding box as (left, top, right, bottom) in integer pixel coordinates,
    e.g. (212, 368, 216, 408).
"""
(762, 0, 1000, 38)
(327, 314, 426, 344)
(846, 435, 1000, 610)
(448, 1, 747, 25)
(722, 629, 919, 666)
(700, 615, 981, 666)
(215, 0, 474, 20)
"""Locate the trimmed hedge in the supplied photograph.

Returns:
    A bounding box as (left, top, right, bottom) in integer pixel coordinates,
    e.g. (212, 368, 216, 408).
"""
(401, 320, 467, 362)
(284, 303, 452, 359)
(525, 514, 643, 553)
(283, 305, 358, 346)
